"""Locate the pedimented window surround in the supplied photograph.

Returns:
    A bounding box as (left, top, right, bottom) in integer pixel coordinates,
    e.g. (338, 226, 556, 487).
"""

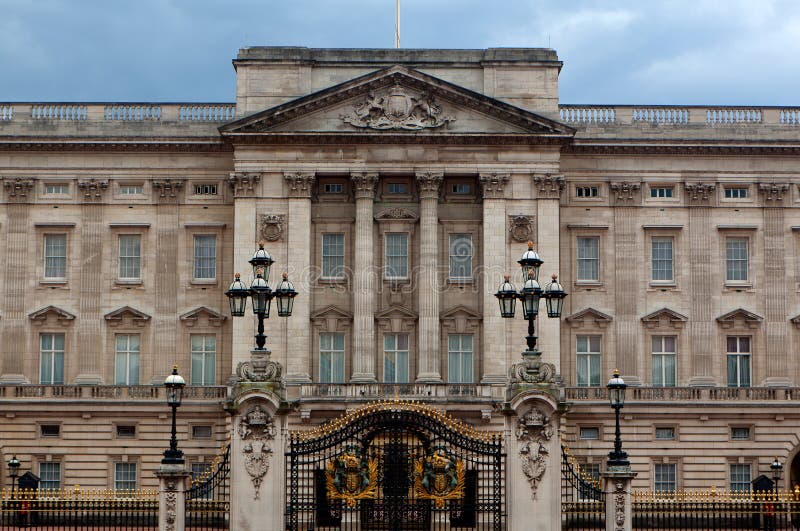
(29, 306, 76, 327)
(641, 308, 688, 330)
(179, 307, 226, 328)
(310, 306, 353, 382)
(376, 306, 418, 382)
(104, 306, 151, 328)
(440, 305, 481, 382)
(375, 207, 418, 285)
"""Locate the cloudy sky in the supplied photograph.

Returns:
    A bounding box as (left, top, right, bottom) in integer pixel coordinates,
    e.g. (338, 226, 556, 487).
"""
(1, 0, 797, 105)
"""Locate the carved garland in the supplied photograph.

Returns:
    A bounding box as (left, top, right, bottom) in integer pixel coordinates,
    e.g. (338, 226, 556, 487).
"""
(164, 481, 177, 531)
(614, 480, 626, 531)
(238, 405, 277, 500)
(516, 408, 554, 499)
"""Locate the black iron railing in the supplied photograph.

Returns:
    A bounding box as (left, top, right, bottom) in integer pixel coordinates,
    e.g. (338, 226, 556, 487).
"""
(186, 444, 230, 530)
(562, 446, 605, 530)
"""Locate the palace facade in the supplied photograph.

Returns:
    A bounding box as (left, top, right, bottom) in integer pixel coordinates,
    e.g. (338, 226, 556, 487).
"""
(1, 46, 800, 496)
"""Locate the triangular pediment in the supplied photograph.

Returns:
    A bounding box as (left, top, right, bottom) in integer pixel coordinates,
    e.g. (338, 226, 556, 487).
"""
(28, 305, 75, 325)
(104, 306, 152, 326)
(375, 305, 418, 320)
(220, 66, 574, 140)
(565, 307, 613, 328)
(440, 305, 481, 320)
(179, 306, 227, 327)
(717, 308, 763, 328)
(641, 307, 688, 329)
(310, 305, 353, 333)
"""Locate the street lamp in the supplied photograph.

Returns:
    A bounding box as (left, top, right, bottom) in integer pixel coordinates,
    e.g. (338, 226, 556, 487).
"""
(162, 366, 186, 465)
(607, 369, 629, 468)
(225, 242, 297, 351)
(495, 241, 567, 356)
(771, 458, 783, 497)
(7, 455, 20, 497)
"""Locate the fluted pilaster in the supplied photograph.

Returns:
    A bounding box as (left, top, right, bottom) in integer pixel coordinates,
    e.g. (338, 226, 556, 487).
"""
(73, 201, 104, 384)
(416, 172, 443, 382)
(0, 202, 31, 383)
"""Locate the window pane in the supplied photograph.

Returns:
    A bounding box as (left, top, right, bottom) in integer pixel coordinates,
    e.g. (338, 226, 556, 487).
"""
(385, 233, 408, 278)
(39, 463, 61, 491)
(322, 233, 345, 278)
(193, 235, 216, 279)
(119, 235, 141, 279)
(320, 333, 345, 383)
(651, 237, 674, 281)
(190, 334, 215, 385)
(44, 234, 67, 278)
(726, 238, 748, 281)
(449, 234, 473, 279)
(577, 237, 600, 281)
(447, 334, 473, 384)
(40, 333, 65, 385)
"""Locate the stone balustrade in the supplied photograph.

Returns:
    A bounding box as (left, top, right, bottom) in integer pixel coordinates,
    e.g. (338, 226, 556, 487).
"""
(559, 105, 800, 127)
(0, 384, 228, 400)
(565, 386, 800, 402)
(298, 383, 503, 401)
(0, 103, 236, 123)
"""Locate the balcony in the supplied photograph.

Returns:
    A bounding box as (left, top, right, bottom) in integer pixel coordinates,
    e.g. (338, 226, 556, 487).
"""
(564, 386, 800, 403)
(0, 385, 228, 401)
(296, 383, 504, 402)
(559, 105, 800, 128)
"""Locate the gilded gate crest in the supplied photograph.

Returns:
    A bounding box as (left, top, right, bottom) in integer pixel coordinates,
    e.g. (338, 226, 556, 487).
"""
(413, 448, 466, 508)
(325, 447, 378, 507)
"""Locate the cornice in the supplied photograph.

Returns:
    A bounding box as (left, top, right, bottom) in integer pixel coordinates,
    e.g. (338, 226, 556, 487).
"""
(222, 132, 568, 146)
(0, 137, 231, 153)
(564, 139, 800, 156)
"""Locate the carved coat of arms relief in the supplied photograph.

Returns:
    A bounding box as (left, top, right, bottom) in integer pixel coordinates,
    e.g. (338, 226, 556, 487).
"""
(342, 84, 455, 131)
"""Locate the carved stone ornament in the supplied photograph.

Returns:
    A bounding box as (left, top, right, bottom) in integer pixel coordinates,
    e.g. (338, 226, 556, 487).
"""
(479, 173, 510, 199)
(259, 214, 284, 242)
(3, 178, 35, 200)
(152, 179, 184, 201)
(374, 207, 419, 222)
(77, 178, 109, 201)
(164, 481, 178, 531)
(684, 183, 715, 201)
(228, 172, 261, 197)
(238, 405, 277, 500)
(610, 182, 641, 202)
(516, 407, 554, 499)
(759, 183, 790, 202)
(509, 353, 556, 384)
(533, 174, 565, 199)
(508, 215, 534, 242)
(614, 480, 626, 531)
(235, 349, 283, 383)
(416, 171, 443, 198)
(283, 172, 315, 198)
(351, 172, 380, 199)
(342, 84, 455, 130)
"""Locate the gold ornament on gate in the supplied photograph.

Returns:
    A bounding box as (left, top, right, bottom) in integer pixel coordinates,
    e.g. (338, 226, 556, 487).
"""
(414, 448, 466, 508)
(325, 447, 378, 507)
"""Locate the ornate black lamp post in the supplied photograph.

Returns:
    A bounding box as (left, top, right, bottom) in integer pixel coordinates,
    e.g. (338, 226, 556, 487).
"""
(771, 458, 783, 497)
(7, 455, 20, 497)
(162, 366, 186, 465)
(225, 242, 297, 351)
(495, 242, 567, 379)
(607, 369, 630, 467)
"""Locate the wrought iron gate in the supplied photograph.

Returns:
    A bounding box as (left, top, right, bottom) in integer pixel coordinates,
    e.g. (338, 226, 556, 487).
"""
(286, 400, 506, 530)
(186, 444, 230, 529)
(561, 446, 605, 530)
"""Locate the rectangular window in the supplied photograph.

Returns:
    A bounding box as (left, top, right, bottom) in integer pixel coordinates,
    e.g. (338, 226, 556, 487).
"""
(319, 333, 345, 383)
(731, 427, 751, 440)
(725, 187, 748, 199)
(449, 234, 473, 280)
(383, 333, 409, 383)
(323, 183, 343, 194)
(116, 425, 136, 438)
(577, 237, 600, 281)
(119, 184, 143, 195)
(650, 187, 674, 198)
(44, 234, 67, 279)
(651, 237, 674, 282)
(114, 334, 140, 385)
(193, 184, 217, 196)
(385, 233, 409, 279)
(452, 183, 471, 194)
(579, 427, 599, 440)
(652, 335, 676, 387)
(118, 235, 142, 280)
(387, 182, 408, 194)
(192, 425, 213, 439)
(654, 463, 677, 493)
(45, 184, 69, 195)
(726, 238, 748, 282)
(576, 335, 602, 387)
(193, 235, 217, 280)
(727, 336, 751, 387)
(191, 334, 216, 386)
(576, 186, 599, 198)
(39, 462, 61, 491)
(114, 462, 137, 491)
(448, 334, 473, 384)
(655, 427, 676, 440)
(40, 424, 60, 437)
(40, 333, 65, 385)
(730, 463, 751, 492)
(321, 233, 345, 279)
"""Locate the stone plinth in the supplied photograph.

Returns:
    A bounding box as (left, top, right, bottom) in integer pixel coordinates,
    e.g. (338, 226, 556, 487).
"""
(603, 466, 636, 531)
(156, 464, 191, 531)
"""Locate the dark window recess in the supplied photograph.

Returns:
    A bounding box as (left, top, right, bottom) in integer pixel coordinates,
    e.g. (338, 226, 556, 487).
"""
(323, 183, 344, 194)
(655, 427, 675, 440)
(192, 425, 213, 439)
(40, 425, 60, 437)
(579, 427, 600, 440)
(731, 427, 750, 440)
(116, 425, 136, 438)
(452, 183, 471, 194)
(387, 183, 408, 194)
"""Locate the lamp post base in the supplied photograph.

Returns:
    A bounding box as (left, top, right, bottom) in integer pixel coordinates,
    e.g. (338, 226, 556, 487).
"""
(161, 450, 185, 465)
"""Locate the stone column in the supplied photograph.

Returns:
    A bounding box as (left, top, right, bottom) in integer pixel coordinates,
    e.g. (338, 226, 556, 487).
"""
(685, 183, 717, 386)
(480, 173, 510, 383)
(284, 172, 315, 383)
(759, 183, 791, 386)
(156, 464, 191, 531)
(151, 180, 184, 383)
(604, 468, 636, 531)
(533, 174, 565, 371)
(73, 179, 108, 384)
(350, 172, 379, 382)
(415, 172, 443, 382)
(506, 391, 561, 531)
(610, 182, 642, 386)
(0, 179, 34, 383)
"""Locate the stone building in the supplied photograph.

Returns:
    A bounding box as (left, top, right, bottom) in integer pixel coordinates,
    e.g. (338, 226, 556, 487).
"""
(1, 46, 800, 502)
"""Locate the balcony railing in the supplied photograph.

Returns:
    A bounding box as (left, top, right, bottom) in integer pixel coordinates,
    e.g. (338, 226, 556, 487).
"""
(0, 385, 227, 400)
(298, 383, 503, 401)
(559, 105, 800, 127)
(0, 103, 236, 123)
(565, 386, 800, 402)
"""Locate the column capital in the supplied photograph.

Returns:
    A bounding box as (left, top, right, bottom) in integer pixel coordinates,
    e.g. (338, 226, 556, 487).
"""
(479, 172, 510, 199)
(759, 182, 790, 203)
(684, 182, 716, 204)
(415, 171, 443, 199)
(283, 171, 315, 198)
(610, 181, 641, 204)
(532, 173, 565, 199)
(2, 178, 35, 202)
(76, 178, 109, 202)
(351, 172, 379, 199)
(152, 178, 185, 203)
(227, 172, 261, 198)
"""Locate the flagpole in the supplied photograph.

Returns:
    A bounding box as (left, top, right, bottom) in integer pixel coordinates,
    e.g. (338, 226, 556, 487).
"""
(395, 0, 400, 48)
